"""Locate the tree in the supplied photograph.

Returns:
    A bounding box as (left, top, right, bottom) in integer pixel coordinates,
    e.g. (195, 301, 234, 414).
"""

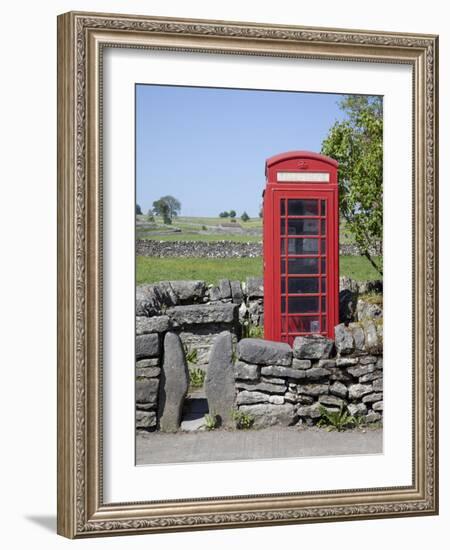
(152, 195, 181, 225)
(152, 199, 171, 224)
(136, 204, 142, 215)
(146, 209, 155, 222)
(219, 211, 229, 218)
(229, 210, 236, 219)
(241, 211, 250, 222)
(321, 95, 383, 275)
(159, 195, 181, 220)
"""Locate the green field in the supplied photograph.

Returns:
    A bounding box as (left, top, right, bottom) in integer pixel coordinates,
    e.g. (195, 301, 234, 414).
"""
(137, 231, 262, 243)
(339, 256, 381, 281)
(135, 214, 381, 285)
(137, 256, 263, 285)
(137, 215, 355, 244)
(136, 255, 381, 285)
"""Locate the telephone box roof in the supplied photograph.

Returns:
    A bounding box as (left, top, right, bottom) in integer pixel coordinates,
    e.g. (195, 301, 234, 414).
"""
(265, 150, 338, 171)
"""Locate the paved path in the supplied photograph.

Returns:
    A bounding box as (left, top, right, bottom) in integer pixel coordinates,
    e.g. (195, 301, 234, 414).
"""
(136, 426, 382, 465)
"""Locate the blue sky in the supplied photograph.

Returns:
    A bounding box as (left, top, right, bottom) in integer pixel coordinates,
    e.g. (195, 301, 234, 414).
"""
(136, 85, 348, 217)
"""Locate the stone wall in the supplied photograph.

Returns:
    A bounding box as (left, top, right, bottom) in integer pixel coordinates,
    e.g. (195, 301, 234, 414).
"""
(136, 326, 383, 432)
(136, 277, 264, 368)
(136, 240, 381, 258)
(136, 277, 383, 432)
(233, 328, 383, 429)
(135, 334, 161, 430)
(136, 240, 261, 258)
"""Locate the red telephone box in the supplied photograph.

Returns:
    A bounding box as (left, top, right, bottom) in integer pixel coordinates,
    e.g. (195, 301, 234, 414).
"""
(263, 151, 339, 345)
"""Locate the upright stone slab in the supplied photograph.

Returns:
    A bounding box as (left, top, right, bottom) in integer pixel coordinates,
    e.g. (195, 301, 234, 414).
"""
(218, 279, 232, 300)
(334, 323, 355, 355)
(246, 277, 264, 298)
(158, 332, 189, 432)
(205, 331, 235, 427)
(230, 280, 244, 304)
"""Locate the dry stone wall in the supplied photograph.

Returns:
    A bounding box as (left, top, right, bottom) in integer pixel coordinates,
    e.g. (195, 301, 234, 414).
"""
(136, 240, 380, 258)
(136, 277, 383, 432)
(234, 328, 383, 429)
(136, 277, 264, 367)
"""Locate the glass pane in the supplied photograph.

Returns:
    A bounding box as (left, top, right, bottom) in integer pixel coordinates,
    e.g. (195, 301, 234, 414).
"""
(321, 276, 326, 293)
(288, 199, 318, 216)
(281, 239, 285, 254)
(321, 257, 326, 273)
(287, 219, 319, 235)
(282, 316, 320, 333)
(281, 258, 286, 274)
(287, 258, 319, 274)
(321, 296, 326, 312)
(281, 278, 285, 294)
(321, 200, 326, 216)
(321, 219, 326, 235)
(321, 239, 326, 254)
(287, 277, 319, 294)
(288, 296, 319, 313)
(280, 199, 285, 216)
(280, 218, 285, 235)
(281, 297, 286, 313)
(321, 317, 327, 332)
(287, 238, 318, 255)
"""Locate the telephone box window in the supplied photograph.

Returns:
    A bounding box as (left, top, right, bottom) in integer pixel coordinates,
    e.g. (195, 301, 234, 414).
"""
(287, 199, 318, 216)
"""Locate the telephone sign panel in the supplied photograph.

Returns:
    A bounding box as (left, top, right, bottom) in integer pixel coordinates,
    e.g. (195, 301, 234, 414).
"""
(263, 151, 339, 345)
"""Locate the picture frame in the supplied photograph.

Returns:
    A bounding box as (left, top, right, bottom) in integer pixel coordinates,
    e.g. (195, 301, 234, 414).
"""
(57, 11, 439, 538)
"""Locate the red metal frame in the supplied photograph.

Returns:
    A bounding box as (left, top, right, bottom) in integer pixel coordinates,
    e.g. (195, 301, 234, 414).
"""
(263, 151, 339, 345)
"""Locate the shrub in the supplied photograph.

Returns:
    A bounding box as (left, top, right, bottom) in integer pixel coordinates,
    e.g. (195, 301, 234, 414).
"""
(232, 409, 255, 430)
(242, 322, 264, 339)
(184, 346, 198, 365)
(189, 367, 205, 388)
(317, 404, 356, 432)
(204, 413, 218, 431)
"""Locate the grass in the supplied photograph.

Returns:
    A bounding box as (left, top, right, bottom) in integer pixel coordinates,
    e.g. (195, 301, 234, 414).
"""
(136, 256, 263, 285)
(339, 256, 381, 281)
(136, 255, 381, 285)
(136, 215, 369, 251)
(137, 214, 262, 228)
(137, 231, 262, 243)
(175, 215, 262, 228)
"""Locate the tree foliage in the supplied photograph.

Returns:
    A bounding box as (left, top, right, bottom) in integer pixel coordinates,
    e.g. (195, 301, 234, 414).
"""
(136, 204, 142, 215)
(152, 195, 181, 225)
(229, 210, 237, 219)
(321, 95, 383, 275)
(241, 211, 250, 222)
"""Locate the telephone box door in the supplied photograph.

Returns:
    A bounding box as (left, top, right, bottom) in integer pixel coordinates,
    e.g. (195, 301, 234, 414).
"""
(263, 152, 339, 346)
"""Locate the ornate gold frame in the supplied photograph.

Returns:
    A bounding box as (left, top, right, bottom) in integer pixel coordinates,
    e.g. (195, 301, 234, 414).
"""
(57, 11, 439, 538)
